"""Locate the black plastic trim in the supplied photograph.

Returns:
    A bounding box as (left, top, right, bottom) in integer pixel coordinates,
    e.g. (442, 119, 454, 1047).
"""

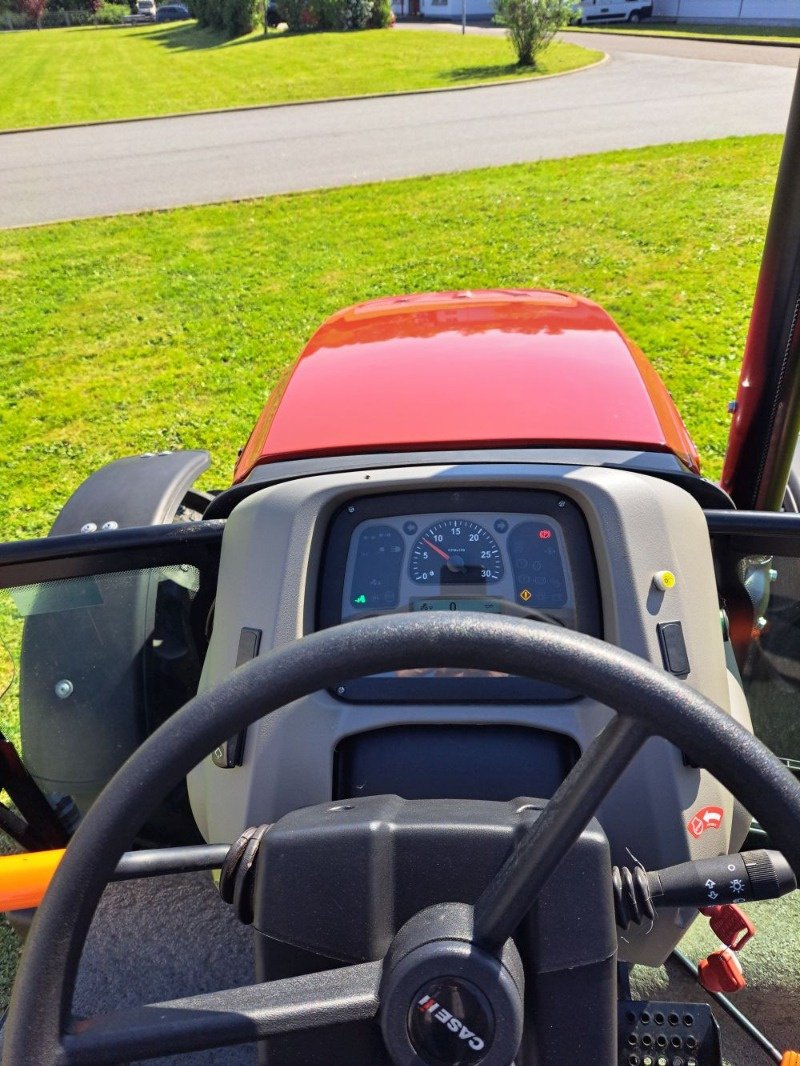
(206, 450, 733, 521)
(0, 521, 225, 590)
(706, 509, 800, 553)
(62, 962, 382, 1065)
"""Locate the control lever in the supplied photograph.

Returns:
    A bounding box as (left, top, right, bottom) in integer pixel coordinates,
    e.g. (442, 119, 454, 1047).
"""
(613, 849, 796, 928)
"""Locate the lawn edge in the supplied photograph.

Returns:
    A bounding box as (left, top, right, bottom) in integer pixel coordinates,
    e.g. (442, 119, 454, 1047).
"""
(0, 48, 606, 136)
(566, 24, 800, 49)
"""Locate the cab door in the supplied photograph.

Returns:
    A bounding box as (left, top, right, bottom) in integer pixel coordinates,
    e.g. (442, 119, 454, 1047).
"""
(711, 510, 800, 773)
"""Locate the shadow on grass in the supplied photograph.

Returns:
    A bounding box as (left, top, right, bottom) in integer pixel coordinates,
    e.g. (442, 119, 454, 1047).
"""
(147, 23, 223, 49)
(442, 63, 529, 81)
(148, 21, 292, 49)
(147, 22, 246, 50)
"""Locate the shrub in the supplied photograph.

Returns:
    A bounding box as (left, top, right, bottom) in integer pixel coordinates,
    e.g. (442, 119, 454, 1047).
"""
(222, 0, 257, 35)
(189, 0, 256, 37)
(275, 0, 306, 29)
(188, 0, 222, 27)
(368, 0, 390, 27)
(93, 3, 128, 21)
(310, 0, 340, 29)
(19, 0, 47, 26)
(275, 0, 388, 31)
(493, 0, 572, 67)
(340, 0, 370, 27)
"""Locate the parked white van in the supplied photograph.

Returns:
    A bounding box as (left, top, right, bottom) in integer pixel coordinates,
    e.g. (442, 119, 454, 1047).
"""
(578, 0, 653, 22)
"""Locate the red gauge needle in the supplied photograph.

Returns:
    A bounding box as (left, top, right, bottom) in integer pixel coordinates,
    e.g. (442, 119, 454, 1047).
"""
(423, 538, 450, 561)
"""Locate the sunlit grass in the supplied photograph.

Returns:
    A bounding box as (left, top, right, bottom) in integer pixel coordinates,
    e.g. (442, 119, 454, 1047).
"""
(0, 23, 599, 129)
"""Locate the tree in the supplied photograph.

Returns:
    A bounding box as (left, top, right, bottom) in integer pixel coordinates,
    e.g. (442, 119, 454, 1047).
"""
(19, 0, 47, 26)
(493, 0, 573, 67)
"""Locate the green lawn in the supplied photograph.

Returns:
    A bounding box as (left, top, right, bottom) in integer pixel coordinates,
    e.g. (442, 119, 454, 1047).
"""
(568, 20, 800, 45)
(0, 24, 599, 130)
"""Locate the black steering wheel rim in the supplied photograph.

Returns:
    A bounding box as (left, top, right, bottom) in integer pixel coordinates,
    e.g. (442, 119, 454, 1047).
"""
(5, 612, 800, 1065)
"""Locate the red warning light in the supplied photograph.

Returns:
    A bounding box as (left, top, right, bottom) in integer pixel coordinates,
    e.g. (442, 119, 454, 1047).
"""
(538, 529, 552, 540)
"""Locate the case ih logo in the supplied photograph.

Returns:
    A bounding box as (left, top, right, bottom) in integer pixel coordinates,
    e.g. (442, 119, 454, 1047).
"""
(417, 995, 486, 1051)
(687, 805, 724, 839)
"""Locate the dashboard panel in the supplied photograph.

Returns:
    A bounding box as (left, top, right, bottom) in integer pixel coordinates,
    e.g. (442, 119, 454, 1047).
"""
(191, 461, 751, 965)
(318, 489, 602, 702)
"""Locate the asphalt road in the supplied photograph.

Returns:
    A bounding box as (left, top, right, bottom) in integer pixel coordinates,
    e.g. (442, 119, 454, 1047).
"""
(0, 30, 797, 228)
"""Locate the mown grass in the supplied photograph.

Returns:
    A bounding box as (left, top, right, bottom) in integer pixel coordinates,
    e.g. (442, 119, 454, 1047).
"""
(0, 23, 599, 130)
(568, 20, 800, 44)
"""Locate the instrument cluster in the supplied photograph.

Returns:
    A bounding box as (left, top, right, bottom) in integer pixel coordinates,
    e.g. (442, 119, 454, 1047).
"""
(340, 511, 572, 623)
(317, 489, 602, 702)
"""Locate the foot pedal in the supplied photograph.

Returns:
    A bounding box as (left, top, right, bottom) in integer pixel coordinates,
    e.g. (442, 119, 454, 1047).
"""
(618, 1001, 721, 1065)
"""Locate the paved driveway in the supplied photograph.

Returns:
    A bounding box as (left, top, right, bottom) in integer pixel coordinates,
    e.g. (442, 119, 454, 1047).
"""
(0, 31, 796, 228)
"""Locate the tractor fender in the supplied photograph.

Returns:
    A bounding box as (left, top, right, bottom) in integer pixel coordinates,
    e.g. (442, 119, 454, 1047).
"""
(48, 450, 211, 534)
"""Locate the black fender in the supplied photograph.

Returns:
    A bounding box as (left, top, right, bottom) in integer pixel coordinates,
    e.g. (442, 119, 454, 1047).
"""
(47, 450, 211, 534)
(19, 452, 211, 842)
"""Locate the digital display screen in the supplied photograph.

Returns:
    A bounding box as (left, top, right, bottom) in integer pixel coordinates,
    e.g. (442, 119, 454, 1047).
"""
(409, 597, 503, 613)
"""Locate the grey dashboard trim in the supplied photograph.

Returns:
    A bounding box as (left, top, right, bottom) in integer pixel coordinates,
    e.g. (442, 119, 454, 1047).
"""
(188, 462, 746, 967)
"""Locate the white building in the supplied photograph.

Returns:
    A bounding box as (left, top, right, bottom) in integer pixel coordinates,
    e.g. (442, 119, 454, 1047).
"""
(392, 0, 494, 18)
(393, 0, 800, 25)
(653, 0, 800, 23)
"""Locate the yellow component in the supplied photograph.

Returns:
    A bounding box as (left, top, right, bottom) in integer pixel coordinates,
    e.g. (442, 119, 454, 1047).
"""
(519, 589, 532, 602)
(653, 570, 676, 592)
(0, 848, 64, 911)
(781, 1054, 800, 1066)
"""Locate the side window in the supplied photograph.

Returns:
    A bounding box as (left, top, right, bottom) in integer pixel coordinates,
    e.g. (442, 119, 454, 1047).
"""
(736, 552, 800, 765)
(713, 520, 800, 770)
(0, 559, 215, 846)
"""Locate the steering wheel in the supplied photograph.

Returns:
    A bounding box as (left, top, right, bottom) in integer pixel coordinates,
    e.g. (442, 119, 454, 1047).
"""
(5, 613, 800, 1066)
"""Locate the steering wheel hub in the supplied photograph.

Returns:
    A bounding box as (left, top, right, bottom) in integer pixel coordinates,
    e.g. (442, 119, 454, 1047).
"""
(379, 904, 524, 1066)
(407, 978, 494, 1065)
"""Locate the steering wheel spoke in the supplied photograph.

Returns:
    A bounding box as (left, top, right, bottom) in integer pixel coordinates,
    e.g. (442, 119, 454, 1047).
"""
(473, 714, 650, 948)
(61, 961, 383, 1065)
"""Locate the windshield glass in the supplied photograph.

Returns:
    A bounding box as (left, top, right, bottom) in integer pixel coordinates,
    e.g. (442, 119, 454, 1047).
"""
(3, 8, 800, 1047)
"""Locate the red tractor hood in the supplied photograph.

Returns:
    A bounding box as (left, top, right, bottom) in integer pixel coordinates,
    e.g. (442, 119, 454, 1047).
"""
(234, 290, 699, 482)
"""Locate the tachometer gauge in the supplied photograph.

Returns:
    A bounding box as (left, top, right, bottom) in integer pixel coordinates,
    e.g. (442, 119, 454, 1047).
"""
(410, 519, 503, 585)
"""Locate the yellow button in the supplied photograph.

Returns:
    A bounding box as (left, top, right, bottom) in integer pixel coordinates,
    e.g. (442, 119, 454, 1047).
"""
(653, 570, 676, 592)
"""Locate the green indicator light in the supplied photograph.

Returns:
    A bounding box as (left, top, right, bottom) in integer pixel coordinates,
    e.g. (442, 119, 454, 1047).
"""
(354, 594, 367, 605)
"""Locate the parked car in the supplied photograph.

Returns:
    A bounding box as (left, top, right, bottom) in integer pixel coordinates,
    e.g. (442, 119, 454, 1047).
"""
(136, 0, 157, 18)
(578, 0, 652, 23)
(155, 2, 190, 20)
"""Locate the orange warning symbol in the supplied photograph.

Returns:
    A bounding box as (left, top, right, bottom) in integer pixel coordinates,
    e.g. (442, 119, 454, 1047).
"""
(519, 589, 532, 602)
